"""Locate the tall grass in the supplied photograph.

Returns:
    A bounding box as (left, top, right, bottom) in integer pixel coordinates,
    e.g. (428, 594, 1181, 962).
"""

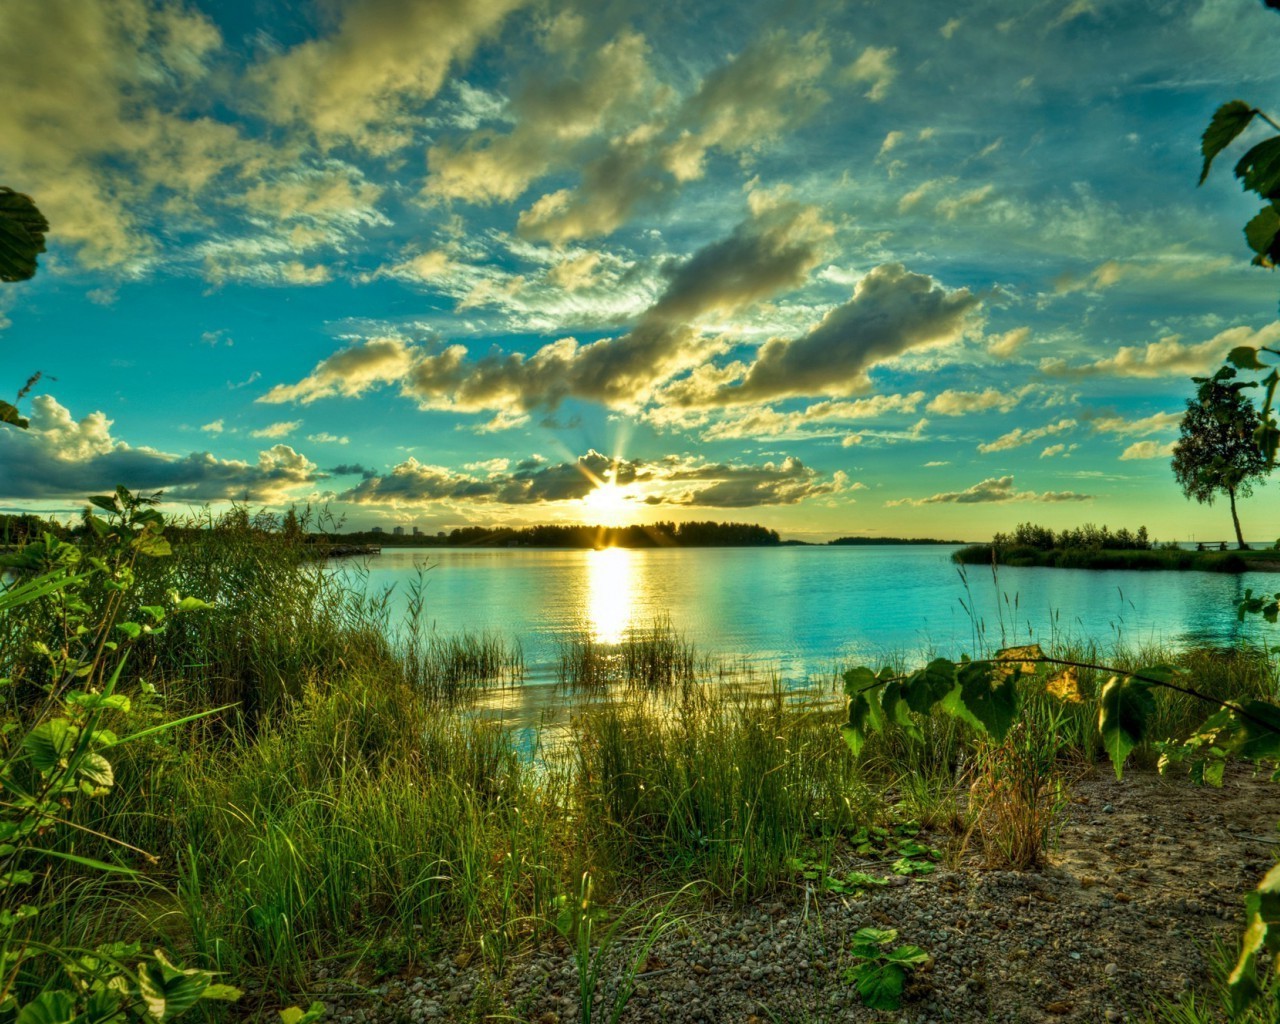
(7, 507, 1278, 1007)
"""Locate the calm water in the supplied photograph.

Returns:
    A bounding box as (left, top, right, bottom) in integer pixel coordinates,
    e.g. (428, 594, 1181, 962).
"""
(341, 545, 1277, 688)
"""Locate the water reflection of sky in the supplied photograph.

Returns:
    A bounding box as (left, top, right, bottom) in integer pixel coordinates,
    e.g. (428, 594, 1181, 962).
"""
(344, 546, 1280, 691)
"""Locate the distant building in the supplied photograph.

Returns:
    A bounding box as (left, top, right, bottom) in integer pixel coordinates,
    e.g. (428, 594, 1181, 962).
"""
(370, 526, 385, 535)
(392, 526, 405, 536)
(412, 526, 421, 536)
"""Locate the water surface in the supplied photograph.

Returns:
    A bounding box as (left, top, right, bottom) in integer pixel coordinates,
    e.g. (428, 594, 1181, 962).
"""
(342, 545, 1275, 686)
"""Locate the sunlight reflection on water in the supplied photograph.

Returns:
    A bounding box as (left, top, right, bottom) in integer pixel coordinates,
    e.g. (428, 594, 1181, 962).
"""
(587, 546, 635, 643)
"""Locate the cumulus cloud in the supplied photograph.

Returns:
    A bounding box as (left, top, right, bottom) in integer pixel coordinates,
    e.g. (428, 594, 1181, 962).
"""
(1089, 411, 1182, 436)
(675, 263, 977, 405)
(1041, 323, 1280, 378)
(887, 475, 1092, 506)
(340, 449, 846, 510)
(843, 45, 897, 101)
(927, 385, 1031, 416)
(1119, 440, 1177, 460)
(426, 29, 663, 205)
(512, 29, 832, 242)
(251, 420, 301, 439)
(264, 198, 832, 414)
(988, 326, 1030, 358)
(977, 418, 1077, 453)
(251, 0, 526, 154)
(0, 395, 320, 501)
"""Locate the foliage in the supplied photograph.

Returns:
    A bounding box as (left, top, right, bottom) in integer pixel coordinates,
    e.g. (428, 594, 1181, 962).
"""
(839, 642, 1280, 1016)
(1172, 367, 1269, 548)
(0, 487, 238, 1022)
(0, 188, 48, 284)
(991, 522, 1152, 552)
(839, 927, 929, 1011)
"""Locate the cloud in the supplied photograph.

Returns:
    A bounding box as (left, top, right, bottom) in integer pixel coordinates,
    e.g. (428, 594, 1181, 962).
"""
(1090, 411, 1182, 436)
(426, 29, 663, 205)
(696, 391, 927, 440)
(201, 419, 224, 434)
(251, 420, 301, 439)
(678, 263, 977, 405)
(988, 326, 1030, 358)
(647, 456, 849, 508)
(887, 475, 1092, 506)
(1040, 443, 1078, 458)
(512, 29, 832, 243)
(1041, 323, 1280, 378)
(0, 395, 320, 501)
(308, 432, 350, 444)
(340, 448, 845, 510)
(342, 449, 644, 505)
(927, 385, 1030, 416)
(1119, 440, 1177, 460)
(328, 463, 378, 479)
(264, 197, 832, 414)
(977, 418, 1076, 453)
(843, 45, 897, 101)
(1051, 255, 1233, 295)
(250, 0, 527, 154)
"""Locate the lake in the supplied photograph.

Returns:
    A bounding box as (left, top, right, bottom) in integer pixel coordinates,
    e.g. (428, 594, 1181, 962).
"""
(342, 545, 1277, 689)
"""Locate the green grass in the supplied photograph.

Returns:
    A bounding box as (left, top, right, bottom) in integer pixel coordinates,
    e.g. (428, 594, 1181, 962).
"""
(6, 508, 1280, 1015)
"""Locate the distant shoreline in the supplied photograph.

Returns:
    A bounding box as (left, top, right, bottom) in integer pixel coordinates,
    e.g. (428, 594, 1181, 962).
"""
(953, 543, 1280, 574)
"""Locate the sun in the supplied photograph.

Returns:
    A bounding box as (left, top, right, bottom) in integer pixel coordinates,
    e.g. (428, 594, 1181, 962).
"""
(581, 480, 633, 524)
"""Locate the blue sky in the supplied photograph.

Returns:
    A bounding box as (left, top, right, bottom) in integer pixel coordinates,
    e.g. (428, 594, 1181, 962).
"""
(3, 0, 1280, 540)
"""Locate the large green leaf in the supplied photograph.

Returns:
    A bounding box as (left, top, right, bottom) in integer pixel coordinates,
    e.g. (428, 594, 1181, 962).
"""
(24, 719, 78, 772)
(0, 188, 49, 283)
(855, 963, 907, 1010)
(945, 660, 1018, 740)
(1234, 137, 1280, 198)
(902, 658, 956, 714)
(1245, 203, 1280, 252)
(1231, 700, 1280, 760)
(1201, 100, 1258, 184)
(1098, 676, 1155, 778)
(1229, 345, 1268, 371)
(14, 991, 76, 1024)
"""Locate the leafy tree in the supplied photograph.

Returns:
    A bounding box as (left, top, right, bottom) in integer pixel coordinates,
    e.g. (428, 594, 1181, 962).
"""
(0, 187, 48, 430)
(1171, 366, 1268, 548)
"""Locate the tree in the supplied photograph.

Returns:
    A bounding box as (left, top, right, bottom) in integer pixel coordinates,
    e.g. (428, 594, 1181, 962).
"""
(1171, 366, 1268, 548)
(0, 187, 49, 429)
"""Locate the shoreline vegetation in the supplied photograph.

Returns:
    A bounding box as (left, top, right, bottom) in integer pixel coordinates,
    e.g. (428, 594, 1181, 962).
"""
(4, 496, 1278, 1022)
(954, 521, 1280, 573)
(1, 511, 966, 551)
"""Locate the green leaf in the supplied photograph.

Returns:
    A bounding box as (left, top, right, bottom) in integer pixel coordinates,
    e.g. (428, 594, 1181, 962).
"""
(1229, 345, 1268, 371)
(138, 951, 212, 1020)
(24, 719, 78, 771)
(117, 621, 142, 640)
(133, 531, 172, 558)
(279, 1002, 326, 1024)
(855, 963, 907, 1011)
(1244, 204, 1280, 258)
(202, 985, 243, 1002)
(14, 991, 76, 1024)
(902, 659, 957, 714)
(842, 666, 877, 699)
(77, 752, 114, 790)
(945, 660, 1018, 740)
(852, 926, 897, 946)
(1098, 676, 1155, 779)
(885, 944, 930, 965)
(1200, 100, 1257, 185)
(88, 495, 120, 514)
(174, 596, 213, 613)
(1234, 136, 1280, 198)
(0, 188, 49, 283)
(1232, 700, 1280, 760)
(0, 400, 28, 429)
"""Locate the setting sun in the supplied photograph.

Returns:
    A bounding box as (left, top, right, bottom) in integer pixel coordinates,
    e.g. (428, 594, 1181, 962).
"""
(580, 480, 634, 524)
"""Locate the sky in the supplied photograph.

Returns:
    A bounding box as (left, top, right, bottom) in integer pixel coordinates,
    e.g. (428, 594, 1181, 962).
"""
(2, 0, 1280, 542)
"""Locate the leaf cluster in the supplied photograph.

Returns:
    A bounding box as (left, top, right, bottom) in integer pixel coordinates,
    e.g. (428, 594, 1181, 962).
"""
(841, 927, 929, 1011)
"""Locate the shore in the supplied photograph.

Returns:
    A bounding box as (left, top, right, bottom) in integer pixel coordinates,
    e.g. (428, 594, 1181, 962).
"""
(954, 543, 1280, 573)
(290, 765, 1277, 1024)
